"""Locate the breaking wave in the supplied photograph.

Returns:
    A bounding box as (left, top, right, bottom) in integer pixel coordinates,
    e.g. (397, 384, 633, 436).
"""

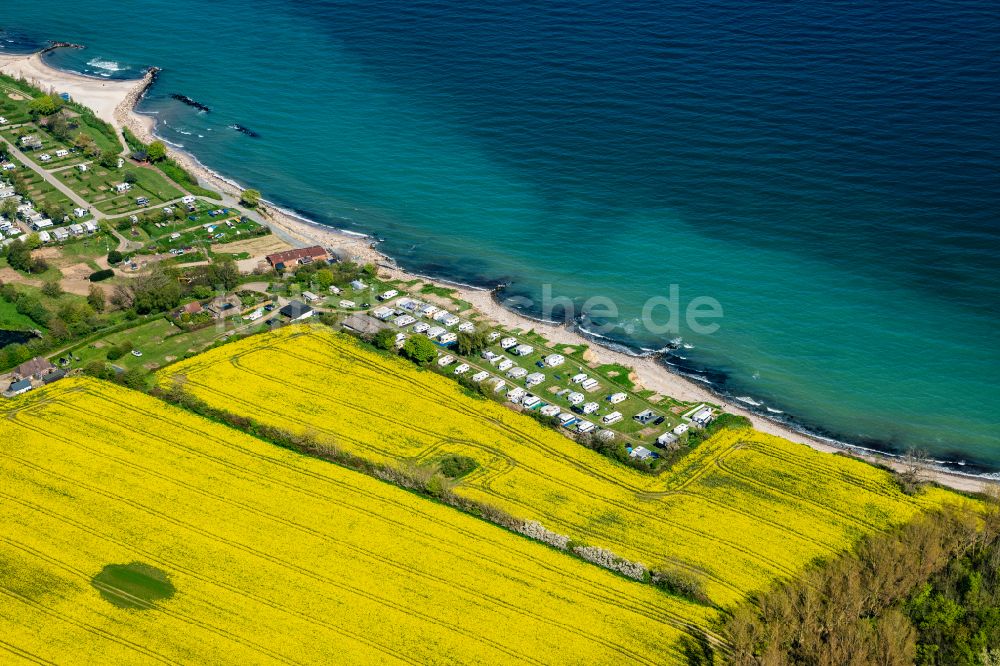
(86, 57, 123, 72)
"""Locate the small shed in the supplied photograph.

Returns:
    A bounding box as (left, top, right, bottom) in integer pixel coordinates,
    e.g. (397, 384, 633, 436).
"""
(279, 300, 314, 322)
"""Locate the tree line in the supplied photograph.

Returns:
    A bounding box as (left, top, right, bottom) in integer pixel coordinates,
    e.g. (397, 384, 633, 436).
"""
(720, 493, 1000, 666)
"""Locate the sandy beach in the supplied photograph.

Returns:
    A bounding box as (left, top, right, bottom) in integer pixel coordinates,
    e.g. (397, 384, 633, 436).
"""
(3, 48, 987, 494)
(0, 51, 136, 123)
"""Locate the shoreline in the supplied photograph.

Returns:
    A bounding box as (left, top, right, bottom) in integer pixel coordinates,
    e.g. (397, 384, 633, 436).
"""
(1, 47, 990, 494)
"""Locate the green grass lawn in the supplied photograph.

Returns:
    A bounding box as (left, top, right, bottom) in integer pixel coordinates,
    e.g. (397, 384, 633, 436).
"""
(58, 233, 116, 267)
(0, 123, 83, 170)
(0, 254, 63, 286)
(67, 317, 239, 371)
(139, 205, 263, 254)
(4, 161, 77, 216)
(136, 199, 218, 239)
(155, 160, 221, 200)
(0, 98, 32, 126)
(0, 75, 38, 98)
(0, 81, 36, 127)
(75, 115, 120, 154)
(419, 283, 457, 298)
(131, 166, 184, 201)
(0, 276, 121, 341)
(0, 299, 36, 330)
(595, 363, 637, 390)
(61, 163, 183, 214)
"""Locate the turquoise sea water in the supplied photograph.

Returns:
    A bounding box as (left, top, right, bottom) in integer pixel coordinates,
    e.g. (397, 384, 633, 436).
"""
(2, 1, 998, 470)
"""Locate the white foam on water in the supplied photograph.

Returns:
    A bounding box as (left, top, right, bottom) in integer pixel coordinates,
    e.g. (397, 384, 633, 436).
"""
(681, 373, 712, 384)
(267, 200, 372, 239)
(87, 58, 123, 72)
(407, 271, 490, 292)
(637, 342, 674, 354)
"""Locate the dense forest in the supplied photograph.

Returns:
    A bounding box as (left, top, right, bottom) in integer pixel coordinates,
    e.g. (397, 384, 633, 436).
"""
(719, 492, 1000, 666)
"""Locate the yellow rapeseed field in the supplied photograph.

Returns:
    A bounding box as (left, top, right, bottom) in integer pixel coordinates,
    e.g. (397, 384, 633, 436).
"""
(161, 325, 957, 608)
(0, 378, 710, 665)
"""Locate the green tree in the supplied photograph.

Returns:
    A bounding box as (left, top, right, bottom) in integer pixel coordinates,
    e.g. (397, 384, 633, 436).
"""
(4, 343, 31, 367)
(88, 286, 106, 314)
(98, 149, 119, 169)
(46, 316, 70, 342)
(41, 281, 62, 298)
(192, 285, 213, 300)
(401, 335, 437, 365)
(0, 283, 17, 302)
(146, 140, 167, 162)
(105, 339, 134, 361)
(207, 259, 240, 291)
(15, 296, 50, 326)
(1, 197, 17, 220)
(48, 114, 71, 142)
(239, 189, 261, 208)
(82, 360, 115, 380)
(130, 266, 182, 314)
(10, 171, 30, 198)
(437, 455, 478, 479)
(31, 257, 50, 274)
(58, 300, 94, 330)
(89, 269, 115, 282)
(107, 249, 124, 265)
(456, 328, 491, 357)
(123, 170, 138, 184)
(119, 366, 149, 391)
(28, 94, 61, 116)
(372, 328, 397, 351)
(5, 240, 40, 274)
(312, 269, 334, 291)
(73, 132, 97, 155)
(41, 200, 67, 223)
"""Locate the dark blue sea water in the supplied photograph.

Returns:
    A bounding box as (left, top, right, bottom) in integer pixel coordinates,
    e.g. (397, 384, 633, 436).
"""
(3, 1, 998, 470)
